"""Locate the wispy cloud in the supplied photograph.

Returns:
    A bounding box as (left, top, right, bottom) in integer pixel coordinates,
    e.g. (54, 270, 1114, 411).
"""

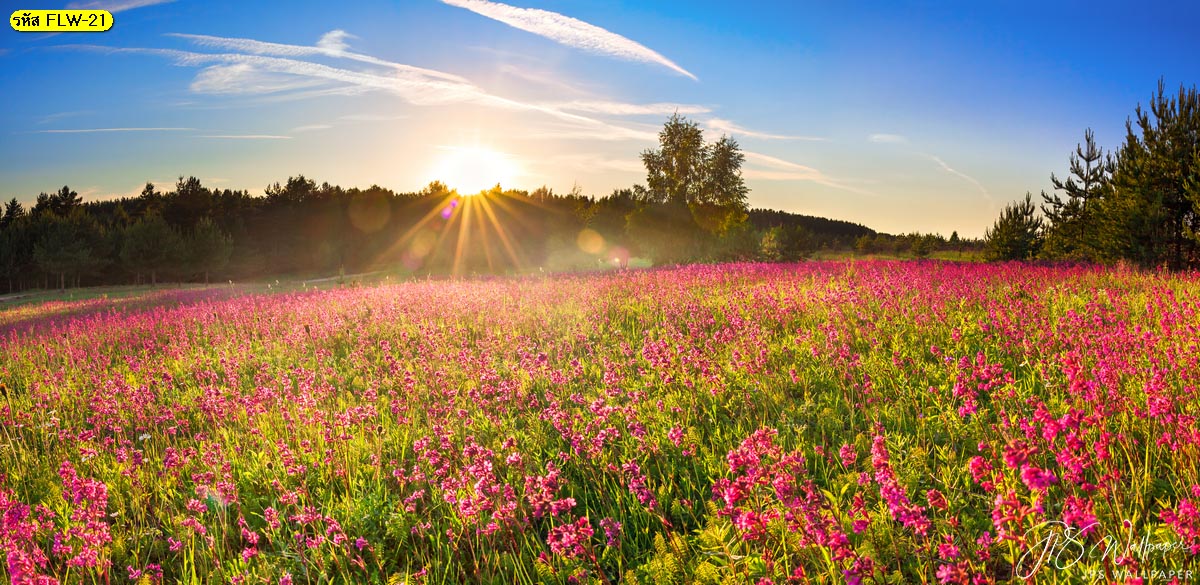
(166, 31, 470, 83)
(66, 0, 174, 13)
(868, 133, 908, 144)
(439, 0, 697, 80)
(67, 32, 663, 143)
(927, 154, 991, 202)
(743, 151, 874, 196)
(552, 100, 710, 116)
(34, 127, 194, 133)
(290, 124, 332, 132)
(495, 62, 593, 97)
(189, 63, 335, 95)
(200, 134, 292, 139)
(545, 154, 645, 174)
(338, 113, 409, 122)
(706, 118, 825, 141)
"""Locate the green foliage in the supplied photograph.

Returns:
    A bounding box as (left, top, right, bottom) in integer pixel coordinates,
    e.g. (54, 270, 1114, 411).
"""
(186, 217, 233, 283)
(1040, 129, 1112, 261)
(121, 213, 182, 284)
(32, 211, 108, 289)
(1101, 81, 1200, 269)
(984, 193, 1043, 261)
(638, 115, 751, 251)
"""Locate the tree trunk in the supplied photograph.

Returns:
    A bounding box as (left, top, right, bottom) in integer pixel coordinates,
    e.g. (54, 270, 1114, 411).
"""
(204, 270, 209, 285)
(152, 271, 157, 286)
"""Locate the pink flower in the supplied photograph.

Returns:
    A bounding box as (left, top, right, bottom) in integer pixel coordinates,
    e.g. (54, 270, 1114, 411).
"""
(1160, 498, 1200, 554)
(549, 498, 576, 517)
(668, 426, 685, 448)
(926, 489, 948, 511)
(1020, 465, 1057, 491)
(622, 461, 658, 509)
(599, 517, 621, 547)
(839, 444, 857, 467)
(1062, 495, 1098, 536)
(547, 517, 593, 559)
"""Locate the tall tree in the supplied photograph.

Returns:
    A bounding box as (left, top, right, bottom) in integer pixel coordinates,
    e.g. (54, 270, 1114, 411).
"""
(121, 214, 181, 285)
(1041, 129, 1112, 260)
(694, 135, 750, 235)
(2, 198, 24, 228)
(165, 176, 213, 230)
(642, 114, 708, 206)
(50, 185, 82, 216)
(33, 212, 105, 289)
(985, 193, 1043, 261)
(1101, 81, 1200, 269)
(637, 115, 752, 259)
(186, 217, 232, 284)
(0, 221, 33, 292)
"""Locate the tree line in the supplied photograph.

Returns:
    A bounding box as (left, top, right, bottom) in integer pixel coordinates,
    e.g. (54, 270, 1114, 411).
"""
(1, 114, 975, 292)
(985, 81, 1200, 269)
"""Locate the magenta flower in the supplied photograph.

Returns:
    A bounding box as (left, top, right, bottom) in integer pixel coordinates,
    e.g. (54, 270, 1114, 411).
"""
(547, 517, 594, 559)
(1019, 465, 1057, 491)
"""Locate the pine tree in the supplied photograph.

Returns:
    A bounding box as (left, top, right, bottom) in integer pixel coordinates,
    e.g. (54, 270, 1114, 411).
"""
(985, 193, 1043, 261)
(187, 217, 233, 284)
(2, 198, 24, 228)
(1102, 81, 1200, 269)
(121, 214, 181, 285)
(1041, 129, 1112, 260)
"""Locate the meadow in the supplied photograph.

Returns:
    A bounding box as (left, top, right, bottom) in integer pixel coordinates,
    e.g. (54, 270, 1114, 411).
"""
(1, 261, 1198, 584)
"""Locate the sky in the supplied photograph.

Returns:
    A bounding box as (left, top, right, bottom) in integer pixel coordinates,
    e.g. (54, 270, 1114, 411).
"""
(2, 0, 1198, 237)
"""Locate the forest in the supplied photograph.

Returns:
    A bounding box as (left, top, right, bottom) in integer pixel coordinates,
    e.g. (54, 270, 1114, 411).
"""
(984, 81, 1200, 269)
(0, 115, 970, 292)
(7, 78, 1195, 293)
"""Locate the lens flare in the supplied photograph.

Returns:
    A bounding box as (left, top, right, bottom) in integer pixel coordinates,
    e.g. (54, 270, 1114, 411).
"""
(429, 146, 521, 195)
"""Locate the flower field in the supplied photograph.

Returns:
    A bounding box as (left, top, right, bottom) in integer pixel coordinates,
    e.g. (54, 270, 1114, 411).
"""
(2, 261, 1198, 584)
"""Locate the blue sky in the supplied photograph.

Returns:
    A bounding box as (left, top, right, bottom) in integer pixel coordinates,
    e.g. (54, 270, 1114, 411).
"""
(2, 0, 1198, 237)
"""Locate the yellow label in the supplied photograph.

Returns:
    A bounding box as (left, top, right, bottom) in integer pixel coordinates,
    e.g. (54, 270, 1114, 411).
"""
(10, 10, 113, 32)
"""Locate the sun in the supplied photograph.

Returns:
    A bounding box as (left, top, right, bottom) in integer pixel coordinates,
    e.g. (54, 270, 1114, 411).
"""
(431, 146, 521, 195)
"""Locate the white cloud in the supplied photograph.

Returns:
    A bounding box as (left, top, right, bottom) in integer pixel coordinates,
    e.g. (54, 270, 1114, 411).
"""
(927, 154, 991, 202)
(200, 134, 292, 139)
(71, 37, 661, 143)
(868, 133, 908, 144)
(67, 24, 696, 149)
(553, 100, 710, 116)
(66, 0, 173, 13)
(166, 32, 471, 84)
(315, 30, 353, 54)
(338, 113, 409, 122)
(190, 63, 332, 95)
(743, 151, 873, 195)
(290, 124, 332, 132)
(706, 118, 825, 141)
(439, 0, 697, 80)
(545, 154, 645, 174)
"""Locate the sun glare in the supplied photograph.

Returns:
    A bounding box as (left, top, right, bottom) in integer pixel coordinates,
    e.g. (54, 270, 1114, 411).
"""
(431, 146, 521, 195)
